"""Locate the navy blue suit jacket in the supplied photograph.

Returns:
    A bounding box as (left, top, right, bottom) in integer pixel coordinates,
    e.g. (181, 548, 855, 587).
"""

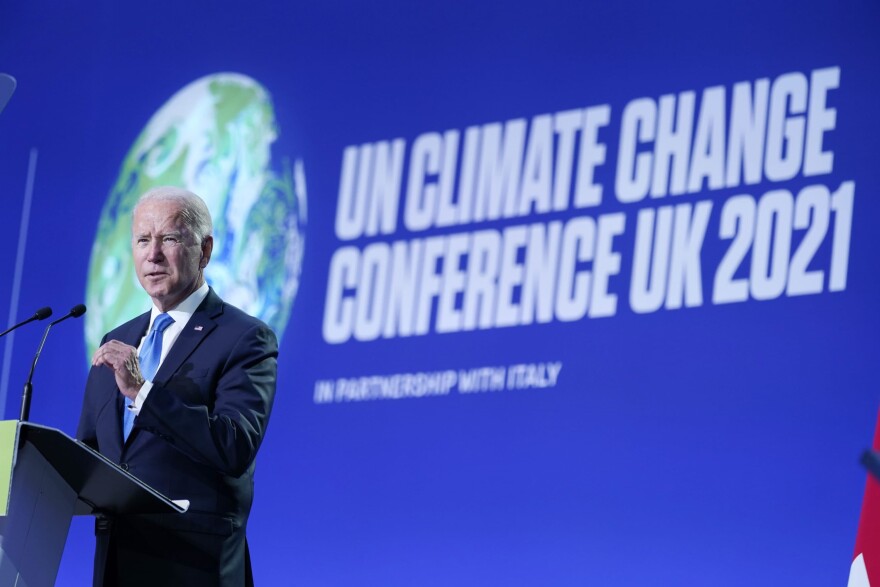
(77, 289, 278, 586)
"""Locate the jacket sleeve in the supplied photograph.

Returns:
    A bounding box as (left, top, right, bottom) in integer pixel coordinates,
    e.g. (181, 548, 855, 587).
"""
(76, 333, 111, 450)
(134, 322, 278, 477)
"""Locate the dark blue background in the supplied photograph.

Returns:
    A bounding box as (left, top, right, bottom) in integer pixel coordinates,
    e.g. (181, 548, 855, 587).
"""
(1, 1, 878, 584)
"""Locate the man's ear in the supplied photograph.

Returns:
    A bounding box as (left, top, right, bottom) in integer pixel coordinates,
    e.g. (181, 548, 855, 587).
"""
(200, 236, 214, 269)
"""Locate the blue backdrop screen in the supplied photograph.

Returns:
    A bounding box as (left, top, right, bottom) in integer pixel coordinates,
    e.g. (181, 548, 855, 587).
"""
(1, 1, 878, 585)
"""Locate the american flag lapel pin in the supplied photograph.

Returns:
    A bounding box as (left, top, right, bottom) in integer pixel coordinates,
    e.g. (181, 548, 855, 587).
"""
(194, 325, 204, 331)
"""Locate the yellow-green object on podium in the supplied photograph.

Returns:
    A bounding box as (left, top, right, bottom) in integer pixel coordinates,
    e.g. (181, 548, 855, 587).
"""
(0, 420, 18, 515)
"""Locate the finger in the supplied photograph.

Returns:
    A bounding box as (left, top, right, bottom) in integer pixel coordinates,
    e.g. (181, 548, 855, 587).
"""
(92, 342, 111, 366)
(94, 346, 126, 369)
(93, 346, 112, 367)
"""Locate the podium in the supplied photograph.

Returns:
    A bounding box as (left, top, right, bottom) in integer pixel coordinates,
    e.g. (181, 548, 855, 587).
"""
(0, 421, 185, 587)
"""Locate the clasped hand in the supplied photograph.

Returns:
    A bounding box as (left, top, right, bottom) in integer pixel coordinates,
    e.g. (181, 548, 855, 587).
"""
(92, 340, 144, 400)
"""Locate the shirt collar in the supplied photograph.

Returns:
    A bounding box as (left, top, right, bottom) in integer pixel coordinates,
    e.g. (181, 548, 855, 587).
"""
(149, 282, 210, 327)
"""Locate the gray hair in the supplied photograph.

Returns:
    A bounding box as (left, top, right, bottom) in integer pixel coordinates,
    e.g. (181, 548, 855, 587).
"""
(134, 186, 213, 243)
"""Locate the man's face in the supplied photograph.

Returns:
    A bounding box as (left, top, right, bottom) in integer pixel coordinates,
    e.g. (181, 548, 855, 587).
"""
(132, 199, 211, 311)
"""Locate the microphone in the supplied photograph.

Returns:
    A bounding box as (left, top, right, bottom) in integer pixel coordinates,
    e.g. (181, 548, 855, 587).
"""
(0, 306, 52, 338)
(58, 304, 87, 322)
(19, 304, 87, 422)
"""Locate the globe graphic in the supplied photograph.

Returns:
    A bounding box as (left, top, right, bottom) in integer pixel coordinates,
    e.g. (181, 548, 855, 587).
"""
(85, 73, 306, 357)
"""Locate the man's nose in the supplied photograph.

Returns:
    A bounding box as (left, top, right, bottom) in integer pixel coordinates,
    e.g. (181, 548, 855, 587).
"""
(146, 240, 165, 261)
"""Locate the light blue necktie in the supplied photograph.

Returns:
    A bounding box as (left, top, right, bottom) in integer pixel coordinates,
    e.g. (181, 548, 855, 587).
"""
(123, 313, 174, 441)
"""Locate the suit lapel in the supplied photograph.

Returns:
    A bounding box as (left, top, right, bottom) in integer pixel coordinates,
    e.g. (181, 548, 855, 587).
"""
(121, 312, 151, 347)
(152, 289, 223, 385)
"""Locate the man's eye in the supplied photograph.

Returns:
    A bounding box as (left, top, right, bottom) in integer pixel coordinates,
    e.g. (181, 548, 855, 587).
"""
(163, 237, 179, 244)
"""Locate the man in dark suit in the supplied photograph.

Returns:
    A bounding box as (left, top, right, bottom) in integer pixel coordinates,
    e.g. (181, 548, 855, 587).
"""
(77, 186, 278, 586)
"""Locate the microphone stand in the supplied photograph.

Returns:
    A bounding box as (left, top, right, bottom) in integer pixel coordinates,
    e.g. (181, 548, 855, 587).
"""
(19, 305, 86, 422)
(19, 325, 51, 422)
